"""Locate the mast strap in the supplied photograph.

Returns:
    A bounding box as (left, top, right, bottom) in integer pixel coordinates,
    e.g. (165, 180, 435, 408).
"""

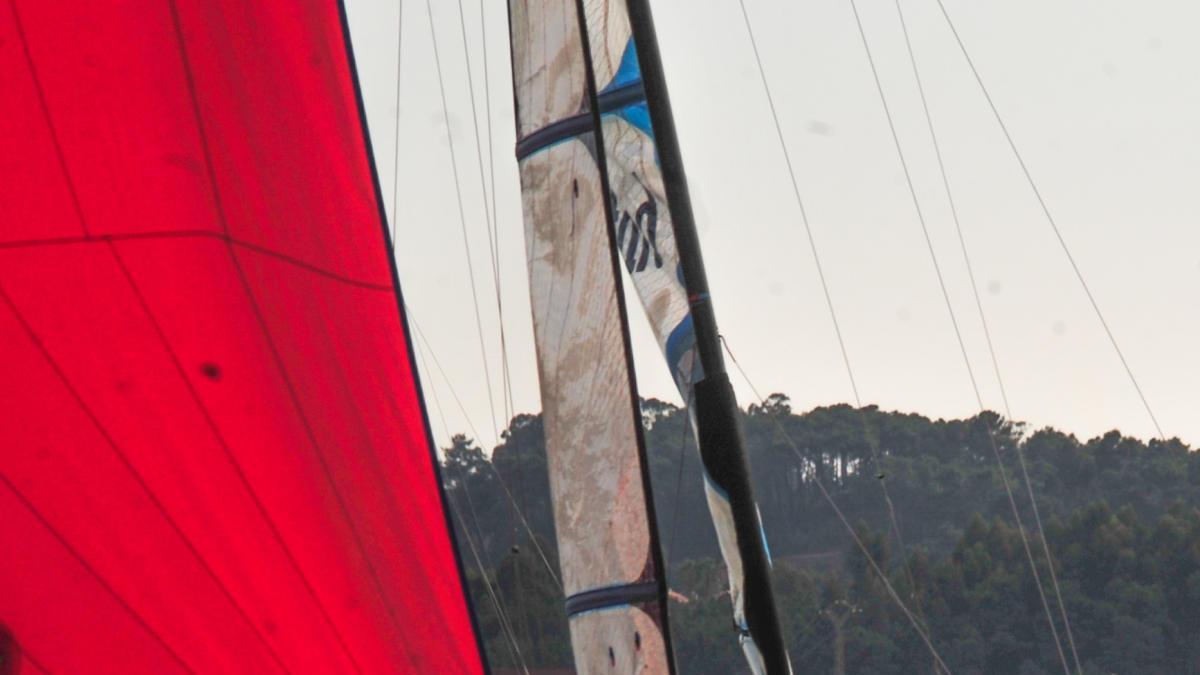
(515, 80, 646, 159)
(564, 580, 660, 617)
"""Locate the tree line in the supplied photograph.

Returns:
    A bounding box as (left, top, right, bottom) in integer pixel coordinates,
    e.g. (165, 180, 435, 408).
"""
(442, 397, 1198, 673)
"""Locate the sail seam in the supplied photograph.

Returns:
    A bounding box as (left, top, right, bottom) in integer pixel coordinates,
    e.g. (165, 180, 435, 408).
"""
(8, 0, 90, 237)
(107, 241, 366, 673)
(0, 231, 393, 292)
(1, 284, 284, 673)
(0, 474, 195, 673)
(167, 0, 410, 650)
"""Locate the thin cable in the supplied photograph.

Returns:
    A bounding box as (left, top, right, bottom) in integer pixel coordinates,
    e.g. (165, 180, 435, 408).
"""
(477, 0, 500, 269)
(409, 311, 562, 590)
(721, 340, 953, 675)
(389, 0, 404, 241)
(415, 346, 529, 673)
(416, 340, 501, 586)
(420, 336, 537, 658)
(452, 0, 516, 430)
(451, 496, 530, 675)
(734, 0, 926, 623)
(665, 391, 695, 565)
(425, 0, 502, 443)
(452, 0, 500, 278)
(928, 0, 1164, 443)
(472, 0, 517, 428)
(417, 333, 533, 595)
(890, 1, 1081, 670)
(840, 0, 1069, 669)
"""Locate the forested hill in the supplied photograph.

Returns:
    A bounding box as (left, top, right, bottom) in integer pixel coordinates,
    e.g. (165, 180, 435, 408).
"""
(443, 397, 1199, 673)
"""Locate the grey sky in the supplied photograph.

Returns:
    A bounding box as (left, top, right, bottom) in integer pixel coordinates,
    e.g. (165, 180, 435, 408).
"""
(345, 0, 1198, 450)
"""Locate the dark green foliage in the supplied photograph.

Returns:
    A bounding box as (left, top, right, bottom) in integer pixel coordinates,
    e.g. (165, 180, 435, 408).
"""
(444, 400, 1197, 672)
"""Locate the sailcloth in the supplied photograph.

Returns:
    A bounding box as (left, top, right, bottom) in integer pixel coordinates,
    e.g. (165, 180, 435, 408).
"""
(508, 1, 675, 672)
(582, 1, 788, 672)
(0, 1, 483, 673)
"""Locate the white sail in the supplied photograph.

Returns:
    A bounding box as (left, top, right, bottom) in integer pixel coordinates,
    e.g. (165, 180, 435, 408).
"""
(508, 2, 673, 672)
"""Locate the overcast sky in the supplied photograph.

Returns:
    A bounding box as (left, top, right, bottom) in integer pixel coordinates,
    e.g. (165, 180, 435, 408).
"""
(344, 0, 1198, 450)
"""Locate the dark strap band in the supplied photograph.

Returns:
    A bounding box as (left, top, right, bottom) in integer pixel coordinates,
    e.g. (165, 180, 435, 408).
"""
(564, 580, 660, 617)
(515, 80, 646, 159)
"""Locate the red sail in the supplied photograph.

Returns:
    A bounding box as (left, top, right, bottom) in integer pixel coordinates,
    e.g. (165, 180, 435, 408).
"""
(0, 1, 483, 673)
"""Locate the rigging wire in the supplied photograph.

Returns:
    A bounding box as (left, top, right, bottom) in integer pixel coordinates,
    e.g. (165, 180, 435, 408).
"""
(414, 343, 530, 675)
(456, 0, 525, 572)
(733, 0, 928, 627)
(451, 0, 516, 431)
(839, 0, 1070, 669)
(389, 0, 404, 239)
(474, 0, 517, 425)
(408, 311, 563, 591)
(413, 318, 541, 666)
(721, 338, 953, 675)
(424, 0, 502, 443)
(889, 0, 1082, 670)
(417, 337, 499, 577)
(664, 390, 695, 565)
(451, 505, 530, 675)
(927, 0, 1165, 444)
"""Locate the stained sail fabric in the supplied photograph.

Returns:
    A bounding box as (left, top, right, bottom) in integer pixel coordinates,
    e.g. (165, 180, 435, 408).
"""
(580, 1, 789, 672)
(0, 2, 483, 673)
(508, 1, 674, 672)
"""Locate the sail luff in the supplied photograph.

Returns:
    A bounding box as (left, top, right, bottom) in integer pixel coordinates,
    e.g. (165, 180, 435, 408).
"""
(334, 1, 493, 667)
(579, 0, 793, 670)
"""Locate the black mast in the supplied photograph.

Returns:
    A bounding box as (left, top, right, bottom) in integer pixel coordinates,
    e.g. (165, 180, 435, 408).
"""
(623, 0, 791, 671)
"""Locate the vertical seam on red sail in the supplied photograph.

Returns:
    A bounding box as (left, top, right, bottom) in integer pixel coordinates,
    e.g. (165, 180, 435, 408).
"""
(0, 284, 291, 675)
(7, 0, 91, 237)
(106, 241, 366, 675)
(161, 0, 411, 645)
(0, 475, 194, 674)
(226, 223, 412, 651)
(162, 0, 228, 238)
(333, 0, 491, 669)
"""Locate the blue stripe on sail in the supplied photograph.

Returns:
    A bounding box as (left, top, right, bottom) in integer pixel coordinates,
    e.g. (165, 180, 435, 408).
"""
(614, 101, 654, 137)
(602, 39, 642, 92)
(665, 314, 701, 386)
(599, 41, 656, 138)
(702, 468, 732, 503)
(759, 518, 773, 565)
